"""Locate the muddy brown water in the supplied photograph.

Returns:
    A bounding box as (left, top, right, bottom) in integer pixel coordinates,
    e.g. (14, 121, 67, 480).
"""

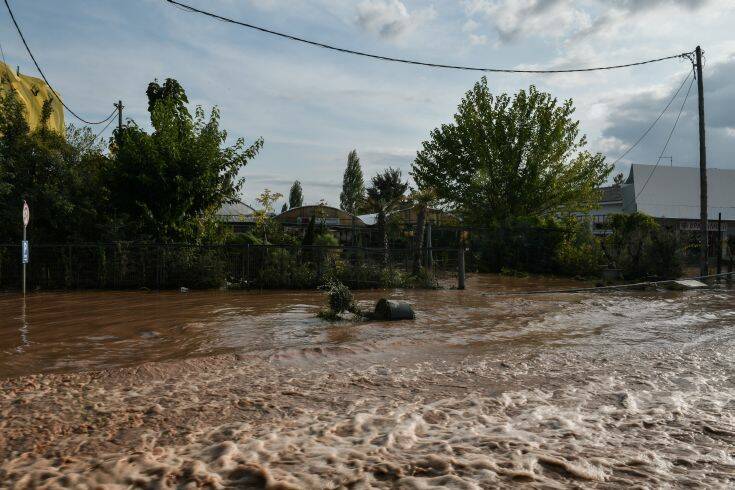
(1, 275, 734, 488)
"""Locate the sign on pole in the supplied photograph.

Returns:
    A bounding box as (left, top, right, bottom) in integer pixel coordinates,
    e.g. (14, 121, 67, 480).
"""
(22, 201, 29, 295)
(22, 201, 29, 227)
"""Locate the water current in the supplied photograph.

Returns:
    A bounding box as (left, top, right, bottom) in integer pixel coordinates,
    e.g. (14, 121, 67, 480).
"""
(0, 275, 733, 488)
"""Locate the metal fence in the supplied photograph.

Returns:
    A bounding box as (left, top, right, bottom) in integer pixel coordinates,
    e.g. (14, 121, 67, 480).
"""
(0, 243, 460, 291)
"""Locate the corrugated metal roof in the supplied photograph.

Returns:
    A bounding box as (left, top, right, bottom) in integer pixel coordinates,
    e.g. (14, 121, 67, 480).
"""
(627, 164, 735, 220)
(216, 201, 257, 222)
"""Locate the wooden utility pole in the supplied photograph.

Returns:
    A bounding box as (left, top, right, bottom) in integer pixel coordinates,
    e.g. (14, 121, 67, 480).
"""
(114, 100, 124, 141)
(695, 46, 708, 277)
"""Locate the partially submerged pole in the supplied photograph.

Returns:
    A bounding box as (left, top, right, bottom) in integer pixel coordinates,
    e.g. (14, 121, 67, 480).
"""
(695, 46, 709, 277)
(716, 212, 722, 280)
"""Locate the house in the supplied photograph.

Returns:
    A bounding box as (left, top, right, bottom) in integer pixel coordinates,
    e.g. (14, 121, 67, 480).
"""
(216, 201, 257, 234)
(589, 164, 735, 254)
(276, 205, 366, 244)
(358, 206, 457, 227)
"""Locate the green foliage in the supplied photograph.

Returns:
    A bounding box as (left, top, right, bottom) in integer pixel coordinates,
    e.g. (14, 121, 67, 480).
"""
(554, 217, 604, 277)
(365, 168, 409, 262)
(163, 247, 227, 289)
(288, 180, 303, 209)
(0, 90, 113, 243)
(412, 79, 612, 225)
(109, 80, 263, 243)
(325, 279, 355, 315)
(253, 189, 283, 243)
(604, 212, 683, 280)
(280, 202, 288, 214)
(340, 149, 365, 215)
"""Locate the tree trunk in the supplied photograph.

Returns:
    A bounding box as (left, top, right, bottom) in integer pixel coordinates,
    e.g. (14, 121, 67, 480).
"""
(412, 205, 427, 274)
(378, 211, 389, 267)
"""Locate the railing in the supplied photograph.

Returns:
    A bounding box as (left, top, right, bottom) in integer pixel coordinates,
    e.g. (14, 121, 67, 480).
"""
(0, 243, 459, 291)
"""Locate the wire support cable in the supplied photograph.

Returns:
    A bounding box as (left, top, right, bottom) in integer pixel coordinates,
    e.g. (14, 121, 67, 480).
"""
(164, 0, 692, 74)
(80, 109, 118, 153)
(632, 72, 696, 202)
(610, 70, 692, 167)
(3, 0, 116, 125)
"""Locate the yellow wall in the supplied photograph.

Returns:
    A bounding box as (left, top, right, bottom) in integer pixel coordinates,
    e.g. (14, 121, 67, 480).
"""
(0, 61, 65, 134)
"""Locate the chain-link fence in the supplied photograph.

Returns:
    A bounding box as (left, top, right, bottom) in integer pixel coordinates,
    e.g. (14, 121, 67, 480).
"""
(0, 243, 460, 291)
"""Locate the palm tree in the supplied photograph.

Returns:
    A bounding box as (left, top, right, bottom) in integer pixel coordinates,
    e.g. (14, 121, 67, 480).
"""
(410, 187, 437, 274)
(366, 168, 408, 265)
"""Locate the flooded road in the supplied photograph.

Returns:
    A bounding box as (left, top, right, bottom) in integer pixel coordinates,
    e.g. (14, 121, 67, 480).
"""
(1, 275, 734, 488)
(1, 275, 733, 378)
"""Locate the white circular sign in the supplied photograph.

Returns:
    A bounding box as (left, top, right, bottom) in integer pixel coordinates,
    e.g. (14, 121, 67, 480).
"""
(22, 201, 29, 227)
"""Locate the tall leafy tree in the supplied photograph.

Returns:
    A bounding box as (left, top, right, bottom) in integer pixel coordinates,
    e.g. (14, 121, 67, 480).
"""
(339, 149, 365, 215)
(109, 79, 263, 242)
(365, 168, 408, 264)
(0, 91, 111, 242)
(412, 78, 611, 225)
(288, 180, 303, 209)
(280, 202, 288, 213)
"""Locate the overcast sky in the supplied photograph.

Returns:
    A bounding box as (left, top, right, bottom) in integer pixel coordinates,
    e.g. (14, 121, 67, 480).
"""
(2, 0, 734, 209)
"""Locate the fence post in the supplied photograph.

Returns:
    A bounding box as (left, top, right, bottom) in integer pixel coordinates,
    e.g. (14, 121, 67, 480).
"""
(458, 236, 466, 290)
(426, 222, 433, 273)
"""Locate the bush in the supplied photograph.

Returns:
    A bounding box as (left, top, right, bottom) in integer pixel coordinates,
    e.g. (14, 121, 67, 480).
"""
(553, 217, 603, 277)
(604, 213, 682, 280)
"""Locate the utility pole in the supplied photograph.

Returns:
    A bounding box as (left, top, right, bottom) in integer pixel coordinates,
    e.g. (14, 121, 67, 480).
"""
(114, 100, 124, 142)
(695, 46, 708, 277)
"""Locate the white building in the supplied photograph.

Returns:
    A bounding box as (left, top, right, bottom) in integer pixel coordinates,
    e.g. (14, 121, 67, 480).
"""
(590, 164, 735, 251)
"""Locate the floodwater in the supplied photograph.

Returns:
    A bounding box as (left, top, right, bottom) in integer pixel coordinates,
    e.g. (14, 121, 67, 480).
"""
(1, 275, 734, 487)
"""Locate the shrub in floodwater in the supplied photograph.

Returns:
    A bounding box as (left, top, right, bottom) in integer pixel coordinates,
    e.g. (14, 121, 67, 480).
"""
(317, 279, 370, 320)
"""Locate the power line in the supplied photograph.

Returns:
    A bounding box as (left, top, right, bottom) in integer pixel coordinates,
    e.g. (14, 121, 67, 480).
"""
(164, 0, 692, 74)
(633, 73, 696, 201)
(3, 0, 116, 125)
(81, 108, 119, 153)
(610, 70, 692, 167)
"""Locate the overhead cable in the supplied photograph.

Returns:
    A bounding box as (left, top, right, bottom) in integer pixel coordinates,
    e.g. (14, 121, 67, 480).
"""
(610, 70, 692, 167)
(3, 0, 116, 125)
(634, 73, 696, 200)
(164, 0, 692, 74)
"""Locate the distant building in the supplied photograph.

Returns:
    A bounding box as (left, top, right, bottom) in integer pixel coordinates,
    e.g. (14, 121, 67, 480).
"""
(216, 201, 257, 234)
(358, 206, 457, 227)
(276, 205, 366, 244)
(589, 164, 735, 253)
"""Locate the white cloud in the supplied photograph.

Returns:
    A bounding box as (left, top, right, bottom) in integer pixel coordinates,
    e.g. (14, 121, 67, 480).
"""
(468, 33, 488, 46)
(355, 0, 436, 40)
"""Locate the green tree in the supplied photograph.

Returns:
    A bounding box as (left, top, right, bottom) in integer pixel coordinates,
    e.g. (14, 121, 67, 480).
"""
(339, 149, 365, 215)
(365, 168, 408, 264)
(289, 180, 303, 209)
(280, 202, 288, 214)
(0, 90, 111, 242)
(253, 189, 283, 243)
(412, 78, 611, 225)
(109, 79, 263, 242)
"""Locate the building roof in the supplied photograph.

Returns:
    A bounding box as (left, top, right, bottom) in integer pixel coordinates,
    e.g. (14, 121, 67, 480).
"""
(599, 185, 623, 204)
(277, 205, 366, 226)
(625, 164, 735, 220)
(215, 201, 257, 223)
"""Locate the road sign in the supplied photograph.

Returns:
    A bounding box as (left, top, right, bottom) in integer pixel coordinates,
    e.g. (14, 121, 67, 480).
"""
(22, 201, 29, 227)
(22, 240, 29, 264)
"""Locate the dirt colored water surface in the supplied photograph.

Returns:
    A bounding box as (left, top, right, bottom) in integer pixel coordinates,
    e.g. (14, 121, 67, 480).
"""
(1, 275, 734, 488)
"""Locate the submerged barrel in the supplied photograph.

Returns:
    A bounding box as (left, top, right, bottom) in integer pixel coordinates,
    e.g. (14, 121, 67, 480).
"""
(374, 299, 415, 321)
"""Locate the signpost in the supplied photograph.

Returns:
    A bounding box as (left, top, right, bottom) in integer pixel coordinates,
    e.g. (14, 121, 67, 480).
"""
(22, 201, 29, 295)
